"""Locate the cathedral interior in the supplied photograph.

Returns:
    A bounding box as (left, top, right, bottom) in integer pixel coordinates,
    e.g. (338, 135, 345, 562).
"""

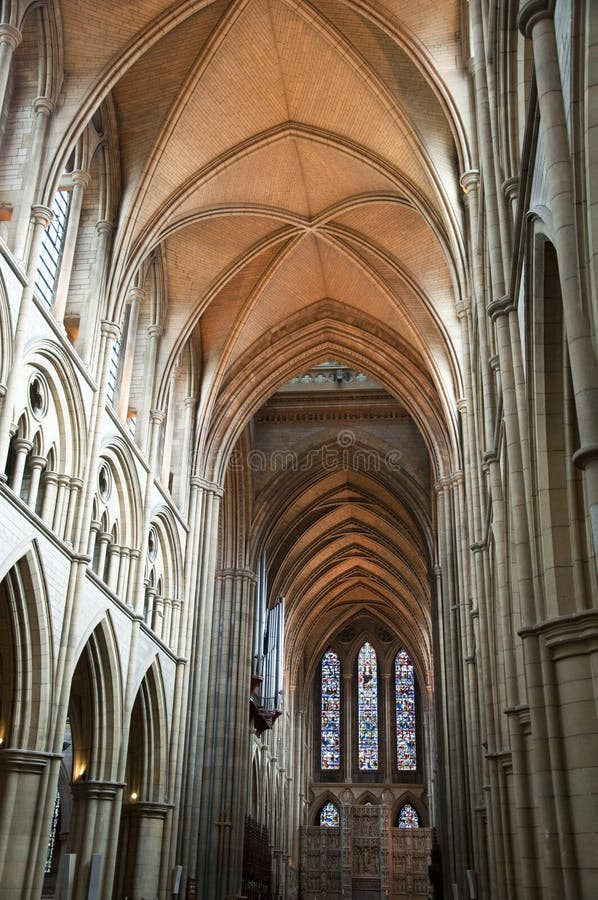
(0, 0, 597, 898)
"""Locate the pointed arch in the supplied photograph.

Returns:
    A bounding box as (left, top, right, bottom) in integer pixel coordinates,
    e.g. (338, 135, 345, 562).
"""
(318, 799, 340, 828)
(125, 656, 169, 802)
(395, 801, 421, 828)
(0, 542, 53, 750)
(68, 615, 123, 782)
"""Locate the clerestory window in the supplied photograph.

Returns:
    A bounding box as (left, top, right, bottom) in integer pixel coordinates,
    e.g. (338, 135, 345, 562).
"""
(35, 190, 71, 309)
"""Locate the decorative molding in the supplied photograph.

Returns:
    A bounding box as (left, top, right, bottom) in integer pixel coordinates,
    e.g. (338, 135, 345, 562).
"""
(572, 443, 598, 471)
(518, 0, 552, 38)
(487, 294, 516, 321)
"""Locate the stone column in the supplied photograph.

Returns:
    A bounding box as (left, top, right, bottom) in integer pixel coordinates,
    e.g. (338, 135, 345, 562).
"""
(116, 548, 130, 601)
(175, 478, 223, 892)
(169, 598, 181, 650)
(77, 221, 114, 367)
(40, 469, 59, 526)
(106, 543, 120, 593)
(52, 170, 92, 323)
(144, 585, 156, 628)
(117, 801, 172, 900)
(0, 749, 55, 899)
(116, 286, 144, 421)
(519, 0, 598, 558)
(26, 454, 46, 510)
(13, 99, 55, 264)
(152, 595, 165, 640)
(198, 566, 257, 899)
(62, 477, 83, 545)
(160, 367, 178, 487)
(136, 325, 162, 454)
(87, 519, 101, 561)
(52, 474, 71, 538)
(8, 438, 31, 496)
(95, 531, 111, 580)
(67, 780, 124, 900)
(0, 23, 21, 123)
(126, 549, 140, 609)
(343, 672, 353, 779)
(381, 672, 392, 782)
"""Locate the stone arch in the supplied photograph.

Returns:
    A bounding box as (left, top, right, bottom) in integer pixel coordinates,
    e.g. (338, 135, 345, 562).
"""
(200, 310, 458, 486)
(0, 541, 52, 750)
(97, 437, 143, 550)
(0, 271, 12, 390)
(393, 794, 426, 828)
(526, 222, 591, 617)
(113, 654, 171, 900)
(312, 793, 342, 827)
(356, 790, 379, 806)
(124, 655, 169, 803)
(67, 615, 123, 783)
(25, 342, 87, 477)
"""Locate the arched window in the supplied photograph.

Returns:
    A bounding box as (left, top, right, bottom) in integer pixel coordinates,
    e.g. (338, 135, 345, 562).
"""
(395, 649, 416, 771)
(35, 190, 71, 309)
(321, 649, 341, 769)
(319, 801, 340, 827)
(397, 803, 419, 828)
(357, 642, 378, 770)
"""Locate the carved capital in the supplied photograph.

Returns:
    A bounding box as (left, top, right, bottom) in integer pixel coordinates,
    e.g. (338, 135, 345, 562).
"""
(460, 169, 480, 194)
(32, 95, 54, 117)
(95, 219, 114, 236)
(100, 319, 121, 340)
(572, 443, 598, 471)
(70, 169, 92, 189)
(30, 204, 53, 228)
(518, 0, 552, 38)
(0, 23, 22, 50)
(488, 294, 515, 321)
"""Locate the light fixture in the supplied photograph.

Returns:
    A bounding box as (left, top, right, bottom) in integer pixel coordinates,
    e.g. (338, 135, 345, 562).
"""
(130, 791, 138, 801)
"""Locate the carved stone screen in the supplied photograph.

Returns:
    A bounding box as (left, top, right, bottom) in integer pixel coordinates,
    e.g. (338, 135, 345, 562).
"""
(300, 805, 432, 899)
(390, 827, 432, 899)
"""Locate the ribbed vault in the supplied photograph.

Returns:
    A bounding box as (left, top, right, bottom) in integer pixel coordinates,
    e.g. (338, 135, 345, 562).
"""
(38, 0, 469, 484)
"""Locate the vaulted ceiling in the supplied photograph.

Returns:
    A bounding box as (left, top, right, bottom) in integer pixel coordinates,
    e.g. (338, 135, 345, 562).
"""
(47, 0, 472, 473)
(49, 0, 473, 671)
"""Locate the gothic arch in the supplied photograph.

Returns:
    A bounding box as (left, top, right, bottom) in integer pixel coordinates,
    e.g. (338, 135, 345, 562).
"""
(25, 341, 87, 476)
(0, 271, 12, 390)
(200, 312, 459, 485)
(67, 614, 123, 782)
(0, 542, 53, 750)
(98, 437, 143, 549)
(393, 794, 426, 828)
(125, 656, 169, 802)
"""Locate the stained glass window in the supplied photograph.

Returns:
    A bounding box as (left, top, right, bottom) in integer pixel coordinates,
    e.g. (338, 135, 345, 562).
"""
(319, 801, 340, 827)
(357, 642, 378, 770)
(397, 803, 419, 828)
(395, 649, 416, 770)
(321, 650, 341, 769)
